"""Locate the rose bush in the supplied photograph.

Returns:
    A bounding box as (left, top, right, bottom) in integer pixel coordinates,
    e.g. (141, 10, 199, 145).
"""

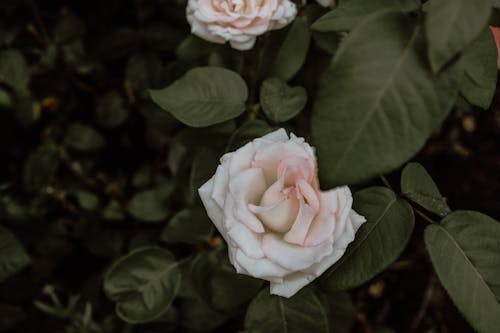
(186, 0, 297, 50)
(199, 129, 366, 297)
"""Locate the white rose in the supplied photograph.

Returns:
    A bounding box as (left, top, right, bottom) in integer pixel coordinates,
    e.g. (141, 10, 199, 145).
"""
(199, 129, 366, 297)
(186, 0, 297, 51)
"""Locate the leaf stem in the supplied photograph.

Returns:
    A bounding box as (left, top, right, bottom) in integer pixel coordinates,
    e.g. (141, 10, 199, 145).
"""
(414, 207, 438, 225)
(379, 175, 394, 191)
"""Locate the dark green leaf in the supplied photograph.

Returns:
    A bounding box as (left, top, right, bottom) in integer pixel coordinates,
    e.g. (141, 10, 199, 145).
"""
(102, 200, 125, 221)
(312, 10, 461, 187)
(271, 17, 310, 81)
(181, 299, 229, 332)
(311, 0, 420, 32)
(425, 211, 500, 333)
(322, 187, 414, 291)
(161, 207, 214, 244)
(460, 28, 498, 109)
(0, 225, 30, 282)
(401, 162, 451, 217)
(150, 67, 248, 127)
(260, 78, 307, 123)
(127, 187, 171, 223)
(189, 250, 263, 312)
(74, 189, 100, 212)
(318, 292, 357, 333)
(425, 0, 492, 72)
(23, 144, 60, 192)
(189, 149, 218, 203)
(245, 288, 330, 333)
(226, 120, 273, 152)
(96, 91, 128, 128)
(64, 123, 105, 152)
(0, 49, 30, 93)
(103, 247, 181, 324)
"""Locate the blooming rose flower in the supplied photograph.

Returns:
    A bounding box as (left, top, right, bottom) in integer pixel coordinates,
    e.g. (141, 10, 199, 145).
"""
(316, 0, 335, 7)
(198, 129, 366, 297)
(186, 0, 297, 51)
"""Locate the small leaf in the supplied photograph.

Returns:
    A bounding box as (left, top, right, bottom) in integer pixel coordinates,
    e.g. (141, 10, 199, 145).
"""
(322, 187, 414, 291)
(74, 189, 100, 212)
(96, 91, 128, 128)
(401, 162, 451, 217)
(460, 28, 498, 109)
(0, 225, 30, 282)
(311, 0, 420, 32)
(103, 247, 181, 324)
(260, 78, 307, 123)
(161, 207, 214, 245)
(127, 187, 171, 223)
(64, 123, 105, 152)
(245, 288, 330, 333)
(150, 67, 248, 127)
(425, 0, 492, 72)
(23, 144, 60, 192)
(102, 200, 125, 221)
(0, 50, 30, 93)
(425, 211, 500, 333)
(270, 17, 310, 81)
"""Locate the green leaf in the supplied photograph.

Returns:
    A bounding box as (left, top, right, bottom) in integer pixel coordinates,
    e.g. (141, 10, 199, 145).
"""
(270, 17, 310, 81)
(74, 189, 100, 212)
(318, 291, 357, 333)
(0, 225, 30, 282)
(0, 49, 30, 93)
(460, 28, 498, 109)
(125, 53, 164, 94)
(226, 120, 273, 152)
(401, 162, 451, 217)
(103, 247, 181, 324)
(181, 298, 229, 332)
(322, 187, 414, 291)
(96, 91, 128, 128)
(260, 78, 307, 123)
(189, 250, 263, 312)
(311, 10, 461, 187)
(425, 211, 500, 333)
(102, 200, 125, 221)
(425, 0, 492, 72)
(161, 207, 214, 244)
(189, 149, 218, 203)
(64, 123, 105, 152)
(245, 288, 330, 333)
(150, 67, 248, 127)
(23, 144, 60, 192)
(127, 187, 171, 223)
(311, 0, 420, 32)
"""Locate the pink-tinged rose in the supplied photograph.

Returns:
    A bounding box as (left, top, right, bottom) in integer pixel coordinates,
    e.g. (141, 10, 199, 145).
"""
(186, 0, 297, 51)
(490, 26, 500, 69)
(316, 0, 335, 7)
(198, 129, 366, 297)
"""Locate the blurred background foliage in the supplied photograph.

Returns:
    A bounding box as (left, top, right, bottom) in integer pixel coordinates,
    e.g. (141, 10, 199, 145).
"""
(0, 0, 499, 332)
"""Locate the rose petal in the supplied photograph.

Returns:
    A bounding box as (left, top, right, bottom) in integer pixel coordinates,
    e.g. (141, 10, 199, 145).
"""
(283, 199, 316, 245)
(269, 272, 315, 298)
(227, 222, 265, 259)
(262, 233, 333, 271)
(229, 168, 267, 233)
(235, 249, 290, 283)
(199, 177, 226, 236)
